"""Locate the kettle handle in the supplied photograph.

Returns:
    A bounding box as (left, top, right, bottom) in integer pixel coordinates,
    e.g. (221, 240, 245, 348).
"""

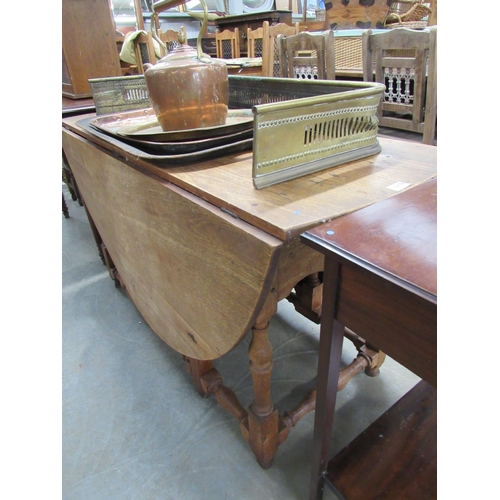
(150, 12, 168, 55)
(151, 0, 212, 63)
(196, 0, 212, 63)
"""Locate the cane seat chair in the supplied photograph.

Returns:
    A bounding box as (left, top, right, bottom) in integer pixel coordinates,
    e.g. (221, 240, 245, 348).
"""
(278, 30, 335, 80)
(362, 27, 437, 145)
(215, 28, 240, 59)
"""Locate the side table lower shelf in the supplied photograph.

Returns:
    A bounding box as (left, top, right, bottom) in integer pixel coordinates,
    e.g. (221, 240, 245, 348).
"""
(324, 380, 437, 500)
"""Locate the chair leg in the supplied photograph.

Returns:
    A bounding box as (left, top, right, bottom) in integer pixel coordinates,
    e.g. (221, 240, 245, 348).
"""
(63, 192, 69, 218)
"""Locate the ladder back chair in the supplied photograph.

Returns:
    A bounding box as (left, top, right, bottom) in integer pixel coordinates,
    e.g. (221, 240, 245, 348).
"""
(215, 28, 240, 59)
(262, 21, 300, 77)
(247, 26, 264, 58)
(362, 27, 437, 145)
(278, 30, 336, 80)
(158, 26, 187, 57)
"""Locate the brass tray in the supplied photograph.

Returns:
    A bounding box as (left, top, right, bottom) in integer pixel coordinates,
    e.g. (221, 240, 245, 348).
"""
(89, 108, 253, 142)
(78, 117, 253, 164)
(89, 122, 252, 155)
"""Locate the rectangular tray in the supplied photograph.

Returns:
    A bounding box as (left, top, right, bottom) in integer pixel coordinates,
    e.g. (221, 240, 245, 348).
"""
(77, 116, 253, 164)
(88, 108, 253, 155)
(89, 76, 385, 187)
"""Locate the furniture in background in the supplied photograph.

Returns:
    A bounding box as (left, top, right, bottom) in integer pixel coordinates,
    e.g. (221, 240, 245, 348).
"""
(278, 30, 335, 80)
(62, 97, 95, 117)
(332, 31, 367, 78)
(132, 31, 157, 73)
(126, 26, 188, 73)
(362, 27, 437, 145)
(247, 21, 300, 77)
(62, 96, 96, 218)
(384, 0, 432, 29)
(214, 10, 293, 57)
(62, 97, 95, 215)
(262, 21, 300, 77)
(158, 26, 187, 56)
(302, 178, 437, 500)
(216, 28, 241, 58)
(428, 0, 437, 25)
(63, 104, 436, 469)
(62, 0, 122, 98)
(322, 0, 391, 30)
(247, 26, 264, 58)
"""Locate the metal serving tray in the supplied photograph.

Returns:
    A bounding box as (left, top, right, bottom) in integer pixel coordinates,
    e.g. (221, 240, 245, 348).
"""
(89, 76, 385, 187)
(78, 116, 253, 164)
(89, 108, 253, 155)
(89, 108, 253, 142)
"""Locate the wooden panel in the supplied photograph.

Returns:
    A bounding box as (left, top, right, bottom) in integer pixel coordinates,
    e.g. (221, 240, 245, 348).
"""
(62, 0, 122, 98)
(325, 381, 437, 500)
(326, 0, 390, 29)
(337, 264, 437, 386)
(307, 179, 437, 296)
(215, 11, 293, 56)
(62, 130, 282, 360)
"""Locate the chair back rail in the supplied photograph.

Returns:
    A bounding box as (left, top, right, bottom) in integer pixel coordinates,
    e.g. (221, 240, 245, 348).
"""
(158, 26, 187, 57)
(262, 21, 300, 77)
(216, 28, 241, 59)
(278, 30, 335, 81)
(132, 31, 157, 74)
(247, 26, 264, 58)
(362, 27, 437, 145)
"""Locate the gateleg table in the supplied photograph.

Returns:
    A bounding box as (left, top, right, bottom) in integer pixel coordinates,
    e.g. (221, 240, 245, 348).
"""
(62, 112, 436, 468)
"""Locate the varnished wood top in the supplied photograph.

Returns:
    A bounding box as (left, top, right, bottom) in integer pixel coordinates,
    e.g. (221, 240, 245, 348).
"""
(62, 114, 437, 242)
(62, 97, 95, 116)
(304, 178, 437, 299)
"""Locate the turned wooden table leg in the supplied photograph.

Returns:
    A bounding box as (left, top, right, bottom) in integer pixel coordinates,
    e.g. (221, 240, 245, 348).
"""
(248, 312, 279, 469)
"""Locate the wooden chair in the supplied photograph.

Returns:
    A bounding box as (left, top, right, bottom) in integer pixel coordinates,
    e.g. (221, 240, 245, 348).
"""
(158, 26, 187, 57)
(278, 30, 336, 80)
(215, 28, 240, 59)
(262, 21, 300, 77)
(132, 31, 157, 74)
(247, 26, 264, 58)
(362, 27, 437, 145)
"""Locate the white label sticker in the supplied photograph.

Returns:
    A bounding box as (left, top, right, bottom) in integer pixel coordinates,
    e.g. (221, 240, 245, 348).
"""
(387, 181, 411, 192)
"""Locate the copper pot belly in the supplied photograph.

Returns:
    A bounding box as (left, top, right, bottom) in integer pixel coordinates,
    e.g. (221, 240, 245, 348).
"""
(145, 43, 228, 132)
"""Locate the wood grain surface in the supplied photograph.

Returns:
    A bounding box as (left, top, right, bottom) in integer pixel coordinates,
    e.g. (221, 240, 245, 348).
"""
(325, 380, 437, 500)
(62, 130, 281, 360)
(63, 115, 437, 242)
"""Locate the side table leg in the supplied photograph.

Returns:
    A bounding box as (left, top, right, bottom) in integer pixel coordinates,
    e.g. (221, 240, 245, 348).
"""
(309, 258, 344, 500)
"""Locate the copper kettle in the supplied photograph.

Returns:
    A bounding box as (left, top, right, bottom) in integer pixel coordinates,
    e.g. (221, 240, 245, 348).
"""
(144, 0, 228, 132)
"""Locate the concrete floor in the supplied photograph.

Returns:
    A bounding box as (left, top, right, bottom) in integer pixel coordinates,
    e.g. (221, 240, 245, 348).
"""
(62, 177, 420, 500)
